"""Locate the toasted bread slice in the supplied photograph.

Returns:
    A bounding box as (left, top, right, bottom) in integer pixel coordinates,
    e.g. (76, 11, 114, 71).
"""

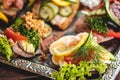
(58, 0, 80, 30)
(35, 0, 79, 30)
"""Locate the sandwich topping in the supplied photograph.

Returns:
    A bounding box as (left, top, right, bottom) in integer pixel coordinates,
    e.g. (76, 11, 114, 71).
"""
(4, 11, 52, 58)
(51, 31, 115, 80)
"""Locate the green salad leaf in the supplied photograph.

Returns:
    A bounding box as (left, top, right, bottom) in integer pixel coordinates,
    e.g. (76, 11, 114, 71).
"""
(0, 35, 13, 61)
(52, 61, 107, 80)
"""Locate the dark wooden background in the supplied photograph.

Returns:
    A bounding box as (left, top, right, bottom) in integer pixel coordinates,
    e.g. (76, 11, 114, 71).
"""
(0, 62, 120, 80)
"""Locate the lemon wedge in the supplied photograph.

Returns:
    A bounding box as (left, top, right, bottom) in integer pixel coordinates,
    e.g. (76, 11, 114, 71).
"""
(51, 0, 71, 7)
(52, 55, 64, 65)
(0, 12, 8, 23)
(50, 33, 88, 56)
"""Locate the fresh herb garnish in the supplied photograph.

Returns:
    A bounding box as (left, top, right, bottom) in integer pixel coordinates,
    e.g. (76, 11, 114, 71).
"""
(86, 16, 108, 33)
(20, 26, 40, 49)
(52, 61, 107, 80)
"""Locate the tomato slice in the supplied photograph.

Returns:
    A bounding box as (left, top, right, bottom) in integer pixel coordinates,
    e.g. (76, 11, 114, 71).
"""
(5, 28, 27, 42)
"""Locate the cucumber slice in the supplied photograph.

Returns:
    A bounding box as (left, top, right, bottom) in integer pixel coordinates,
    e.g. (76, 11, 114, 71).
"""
(59, 6, 72, 17)
(46, 2, 59, 15)
(39, 6, 55, 21)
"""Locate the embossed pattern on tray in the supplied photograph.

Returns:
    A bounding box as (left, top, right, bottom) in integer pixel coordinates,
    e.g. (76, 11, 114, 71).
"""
(101, 47, 120, 80)
(0, 56, 57, 79)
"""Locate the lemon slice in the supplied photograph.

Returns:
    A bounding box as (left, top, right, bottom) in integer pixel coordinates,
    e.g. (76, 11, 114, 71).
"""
(51, 0, 71, 7)
(0, 12, 8, 23)
(50, 33, 88, 56)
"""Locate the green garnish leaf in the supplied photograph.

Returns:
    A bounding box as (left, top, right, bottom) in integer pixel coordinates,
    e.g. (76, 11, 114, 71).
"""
(86, 16, 108, 33)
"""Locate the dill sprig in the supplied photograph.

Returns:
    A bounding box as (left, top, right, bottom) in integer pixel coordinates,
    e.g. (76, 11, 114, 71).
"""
(74, 31, 97, 59)
(74, 31, 115, 62)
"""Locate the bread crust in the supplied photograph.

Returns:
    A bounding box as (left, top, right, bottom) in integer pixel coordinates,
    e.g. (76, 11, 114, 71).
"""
(58, 0, 80, 30)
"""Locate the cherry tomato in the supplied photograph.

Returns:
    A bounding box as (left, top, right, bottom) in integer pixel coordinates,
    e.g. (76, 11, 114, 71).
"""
(5, 28, 27, 42)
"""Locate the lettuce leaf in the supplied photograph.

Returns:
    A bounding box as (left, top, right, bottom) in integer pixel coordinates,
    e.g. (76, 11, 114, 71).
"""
(0, 35, 13, 61)
(52, 61, 107, 80)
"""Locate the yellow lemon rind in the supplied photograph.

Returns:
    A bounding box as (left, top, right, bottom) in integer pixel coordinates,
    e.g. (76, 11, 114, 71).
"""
(51, 33, 88, 57)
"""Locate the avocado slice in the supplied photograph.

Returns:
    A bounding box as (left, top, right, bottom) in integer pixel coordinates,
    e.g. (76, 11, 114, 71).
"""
(104, 0, 120, 26)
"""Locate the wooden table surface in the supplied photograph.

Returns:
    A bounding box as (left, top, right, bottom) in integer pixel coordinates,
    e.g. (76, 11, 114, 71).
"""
(0, 62, 120, 80)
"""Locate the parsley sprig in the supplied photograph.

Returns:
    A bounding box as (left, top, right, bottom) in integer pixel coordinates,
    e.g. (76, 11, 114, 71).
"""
(86, 16, 108, 33)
